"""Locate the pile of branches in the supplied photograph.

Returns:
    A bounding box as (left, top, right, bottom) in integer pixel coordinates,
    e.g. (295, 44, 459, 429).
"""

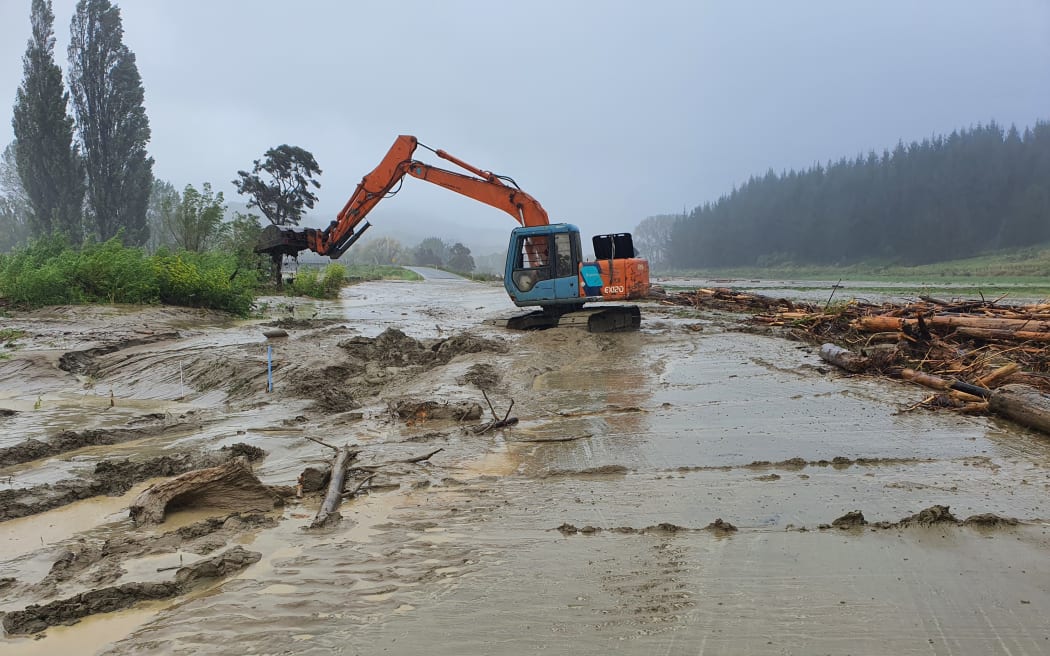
(664, 288, 1050, 409)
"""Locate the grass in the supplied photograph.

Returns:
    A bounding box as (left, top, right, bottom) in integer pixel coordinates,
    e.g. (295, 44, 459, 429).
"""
(0, 328, 24, 343)
(280, 264, 423, 299)
(0, 327, 24, 359)
(344, 265, 423, 282)
(661, 245, 1050, 281)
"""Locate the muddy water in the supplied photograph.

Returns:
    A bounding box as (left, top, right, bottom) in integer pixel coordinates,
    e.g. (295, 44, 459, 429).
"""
(2, 279, 1049, 654)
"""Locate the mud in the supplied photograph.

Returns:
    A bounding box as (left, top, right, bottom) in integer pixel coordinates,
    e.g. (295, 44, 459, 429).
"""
(1, 281, 1049, 654)
(460, 362, 501, 390)
(0, 444, 263, 521)
(3, 546, 260, 635)
(824, 505, 1022, 531)
(0, 423, 175, 468)
(831, 509, 868, 528)
(556, 520, 737, 535)
(287, 327, 505, 413)
(3, 582, 182, 635)
(58, 333, 180, 376)
(387, 398, 482, 422)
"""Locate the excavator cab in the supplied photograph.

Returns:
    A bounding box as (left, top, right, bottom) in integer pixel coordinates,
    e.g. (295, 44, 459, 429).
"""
(506, 224, 583, 302)
(497, 224, 645, 331)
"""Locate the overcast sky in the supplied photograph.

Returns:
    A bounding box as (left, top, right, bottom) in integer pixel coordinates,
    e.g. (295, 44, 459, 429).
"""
(1, 1, 1048, 251)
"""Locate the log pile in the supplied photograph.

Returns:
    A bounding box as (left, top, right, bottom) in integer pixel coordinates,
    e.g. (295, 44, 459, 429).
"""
(663, 288, 1050, 429)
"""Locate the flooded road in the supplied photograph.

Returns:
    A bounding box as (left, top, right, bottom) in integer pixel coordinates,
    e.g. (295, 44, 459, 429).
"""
(1, 277, 1049, 654)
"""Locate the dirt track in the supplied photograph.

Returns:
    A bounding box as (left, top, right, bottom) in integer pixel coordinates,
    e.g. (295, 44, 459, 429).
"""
(1, 276, 1049, 654)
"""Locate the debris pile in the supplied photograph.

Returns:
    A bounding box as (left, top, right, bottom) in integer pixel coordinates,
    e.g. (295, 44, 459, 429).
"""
(665, 288, 1050, 423)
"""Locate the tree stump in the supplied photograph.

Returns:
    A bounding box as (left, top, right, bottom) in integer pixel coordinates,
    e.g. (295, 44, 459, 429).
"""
(129, 458, 281, 525)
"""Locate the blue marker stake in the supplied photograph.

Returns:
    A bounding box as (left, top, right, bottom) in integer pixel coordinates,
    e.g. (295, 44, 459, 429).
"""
(267, 345, 273, 392)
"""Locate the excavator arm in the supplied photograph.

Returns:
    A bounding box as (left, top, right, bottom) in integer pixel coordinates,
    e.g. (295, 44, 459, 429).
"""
(255, 135, 550, 259)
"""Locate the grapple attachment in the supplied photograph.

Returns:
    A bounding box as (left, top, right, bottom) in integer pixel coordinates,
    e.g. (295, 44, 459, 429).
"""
(255, 224, 310, 257)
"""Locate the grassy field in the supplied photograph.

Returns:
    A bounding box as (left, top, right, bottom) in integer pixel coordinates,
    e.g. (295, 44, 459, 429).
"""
(661, 245, 1050, 280)
(657, 247, 1050, 301)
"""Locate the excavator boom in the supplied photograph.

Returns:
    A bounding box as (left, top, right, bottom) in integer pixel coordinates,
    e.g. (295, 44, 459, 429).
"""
(256, 135, 549, 259)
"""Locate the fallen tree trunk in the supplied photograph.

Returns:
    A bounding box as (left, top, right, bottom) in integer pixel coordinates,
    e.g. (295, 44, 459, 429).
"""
(129, 459, 281, 525)
(855, 315, 1050, 334)
(901, 368, 948, 390)
(975, 362, 1021, 388)
(310, 445, 357, 529)
(901, 369, 991, 399)
(818, 343, 869, 373)
(954, 327, 1050, 342)
(989, 384, 1050, 435)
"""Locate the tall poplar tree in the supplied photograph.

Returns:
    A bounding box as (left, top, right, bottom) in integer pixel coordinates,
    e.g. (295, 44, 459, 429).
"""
(68, 0, 153, 245)
(12, 0, 85, 242)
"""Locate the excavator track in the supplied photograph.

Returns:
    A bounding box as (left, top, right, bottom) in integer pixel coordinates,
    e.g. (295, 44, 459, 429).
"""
(556, 305, 641, 332)
(485, 306, 641, 333)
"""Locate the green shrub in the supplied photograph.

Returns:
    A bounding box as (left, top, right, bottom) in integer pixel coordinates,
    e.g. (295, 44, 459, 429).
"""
(0, 237, 258, 316)
(287, 264, 348, 299)
(76, 239, 159, 304)
(322, 264, 347, 295)
(153, 251, 256, 316)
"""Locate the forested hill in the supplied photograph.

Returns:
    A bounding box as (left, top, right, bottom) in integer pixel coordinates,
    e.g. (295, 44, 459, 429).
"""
(640, 121, 1050, 270)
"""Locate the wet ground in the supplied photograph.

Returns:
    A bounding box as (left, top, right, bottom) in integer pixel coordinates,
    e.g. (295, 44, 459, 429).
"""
(659, 277, 1050, 305)
(1, 271, 1049, 654)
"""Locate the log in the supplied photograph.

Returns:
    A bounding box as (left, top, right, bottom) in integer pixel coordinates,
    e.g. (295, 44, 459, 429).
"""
(975, 362, 1021, 388)
(954, 327, 1050, 342)
(901, 368, 949, 390)
(855, 315, 1050, 334)
(989, 384, 1050, 435)
(900, 369, 991, 398)
(818, 343, 869, 373)
(129, 459, 281, 525)
(310, 445, 357, 529)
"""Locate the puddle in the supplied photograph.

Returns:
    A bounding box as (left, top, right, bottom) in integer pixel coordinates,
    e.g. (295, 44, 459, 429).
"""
(0, 479, 159, 561)
(2, 603, 165, 656)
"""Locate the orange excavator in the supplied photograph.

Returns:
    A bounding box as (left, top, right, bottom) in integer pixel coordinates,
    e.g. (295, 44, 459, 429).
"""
(256, 135, 650, 331)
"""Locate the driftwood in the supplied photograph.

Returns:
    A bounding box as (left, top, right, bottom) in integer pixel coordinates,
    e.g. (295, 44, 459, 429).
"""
(310, 445, 358, 529)
(663, 287, 1050, 419)
(356, 448, 444, 472)
(855, 315, 1050, 334)
(901, 368, 949, 390)
(818, 343, 869, 373)
(474, 390, 518, 434)
(341, 474, 376, 499)
(989, 384, 1050, 435)
(901, 369, 991, 401)
(129, 459, 280, 525)
(954, 327, 1050, 342)
(975, 363, 1021, 388)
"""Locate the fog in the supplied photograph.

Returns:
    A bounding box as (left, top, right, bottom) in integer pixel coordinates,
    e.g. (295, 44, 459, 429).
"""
(2, 1, 1048, 251)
